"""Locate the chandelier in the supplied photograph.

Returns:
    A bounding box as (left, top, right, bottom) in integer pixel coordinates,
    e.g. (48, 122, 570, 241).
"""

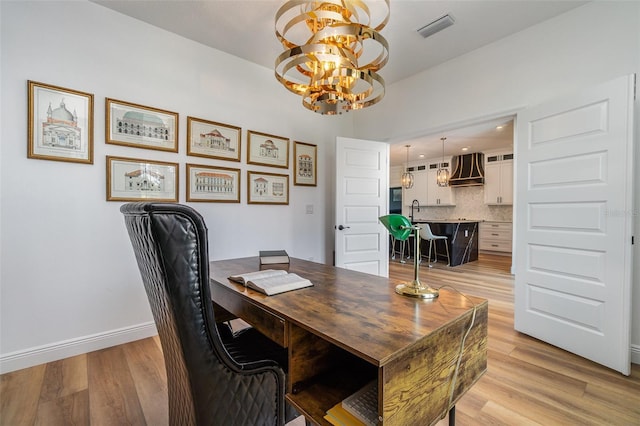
(401, 145, 414, 189)
(275, 0, 390, 115)
(437, 137, 450, 187)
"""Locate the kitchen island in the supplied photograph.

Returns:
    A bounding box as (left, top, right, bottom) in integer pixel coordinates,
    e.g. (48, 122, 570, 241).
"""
(412, 220, 479, 266)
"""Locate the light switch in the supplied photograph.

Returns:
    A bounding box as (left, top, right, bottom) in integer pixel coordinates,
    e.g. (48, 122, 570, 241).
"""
(306, 204, 314, 214)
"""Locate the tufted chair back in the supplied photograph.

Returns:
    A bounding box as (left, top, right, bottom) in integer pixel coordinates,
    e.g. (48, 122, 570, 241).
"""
(120, 202, 288, 426)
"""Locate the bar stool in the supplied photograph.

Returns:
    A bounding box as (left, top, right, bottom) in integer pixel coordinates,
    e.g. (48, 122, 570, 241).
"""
(419, 224, 450, 267)
(390, 233, 413, 263)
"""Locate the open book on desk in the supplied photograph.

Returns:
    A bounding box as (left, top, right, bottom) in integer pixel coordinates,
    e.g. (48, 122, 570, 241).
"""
(228, 269, 313, 296)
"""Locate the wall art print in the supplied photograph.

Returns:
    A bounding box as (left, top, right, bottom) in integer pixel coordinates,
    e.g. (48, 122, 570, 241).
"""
(247, 170, 289, 205)
(293, 141, 317, 186)
(186, 116, 241, 162)
(106, 98, 178, 152)
(247, 130, 289, 169)
(27, 80, 94, 164)
(107, 156, 178, 202)
(186, 163, 240, 203)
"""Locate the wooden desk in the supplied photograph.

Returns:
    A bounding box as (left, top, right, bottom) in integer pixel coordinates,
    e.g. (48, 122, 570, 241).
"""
(209, 257, 488, 426)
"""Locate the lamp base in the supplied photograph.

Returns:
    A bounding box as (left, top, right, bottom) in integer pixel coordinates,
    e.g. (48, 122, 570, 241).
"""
(395, 280, 439, 299)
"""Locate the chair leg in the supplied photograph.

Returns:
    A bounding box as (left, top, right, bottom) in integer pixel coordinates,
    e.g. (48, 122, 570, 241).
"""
(399, 240, 406, 264)
(443, 238, 451, 266)
(390, 236, 396, 259)
(405, 235, 412, 260)
(427, 240, 434, 268)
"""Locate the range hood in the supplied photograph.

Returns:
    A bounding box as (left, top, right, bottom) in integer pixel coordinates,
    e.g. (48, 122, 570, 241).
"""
(449, 153, 485, 186)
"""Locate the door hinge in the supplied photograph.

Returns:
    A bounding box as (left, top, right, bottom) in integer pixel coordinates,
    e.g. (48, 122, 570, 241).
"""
(632, 236, 635, 245)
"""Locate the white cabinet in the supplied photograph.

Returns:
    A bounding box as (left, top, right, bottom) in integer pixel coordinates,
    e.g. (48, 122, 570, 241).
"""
(401, 158, 456, 208)
(402, 169, 428, 206)
(426, 162, 455, 206)
(479, 221, 513, 254)
(484, 153, 513, 205)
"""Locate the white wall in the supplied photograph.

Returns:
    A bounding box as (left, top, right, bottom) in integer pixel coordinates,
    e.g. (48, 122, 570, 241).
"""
(354, 2, 640, 362)
(0, 1, 352, 372)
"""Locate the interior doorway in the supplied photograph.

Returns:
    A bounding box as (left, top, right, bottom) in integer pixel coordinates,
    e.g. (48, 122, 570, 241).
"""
(388, 115, 517, 272)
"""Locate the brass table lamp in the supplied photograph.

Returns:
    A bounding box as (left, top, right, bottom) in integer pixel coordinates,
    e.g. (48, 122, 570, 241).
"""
(379, 214, 439, 299)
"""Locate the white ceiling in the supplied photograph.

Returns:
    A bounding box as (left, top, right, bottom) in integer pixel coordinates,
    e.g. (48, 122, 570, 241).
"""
(396, 116, 515, 167)
(92, 0, 586, 164)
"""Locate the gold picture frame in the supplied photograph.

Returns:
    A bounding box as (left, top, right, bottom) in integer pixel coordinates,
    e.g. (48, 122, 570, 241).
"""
(247, 170, 289, 205)
(106, 98, 179, 152)
(107, 156, 178, 202)
(247, 130, 289, 169)
(293, 141, 317, 186)
(186, 116, 241, 162)
(186, 163, 241, 203)
(27, 80, 94, 164)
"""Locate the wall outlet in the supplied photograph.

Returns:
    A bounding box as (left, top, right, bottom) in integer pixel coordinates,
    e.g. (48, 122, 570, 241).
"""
(306, 204, 314, 214)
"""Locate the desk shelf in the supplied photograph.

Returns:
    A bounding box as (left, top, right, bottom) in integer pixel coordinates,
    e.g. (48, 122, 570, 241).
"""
(286, 322, 377, 423)
(287, 363, 376, 425)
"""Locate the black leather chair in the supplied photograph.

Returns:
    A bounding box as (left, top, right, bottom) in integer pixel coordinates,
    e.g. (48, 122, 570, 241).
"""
(120, 202, 298, 426)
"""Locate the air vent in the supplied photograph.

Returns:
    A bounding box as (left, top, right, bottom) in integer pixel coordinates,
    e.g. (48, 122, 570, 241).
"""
(417, 14, 455, 39)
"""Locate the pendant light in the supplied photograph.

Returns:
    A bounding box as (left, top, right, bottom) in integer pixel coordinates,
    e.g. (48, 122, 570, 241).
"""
(401, 145, 414, 189)
(437, 137, 450, 187)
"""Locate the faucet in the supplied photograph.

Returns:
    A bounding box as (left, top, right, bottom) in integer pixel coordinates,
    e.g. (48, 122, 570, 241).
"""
(411, 199, 420, 222)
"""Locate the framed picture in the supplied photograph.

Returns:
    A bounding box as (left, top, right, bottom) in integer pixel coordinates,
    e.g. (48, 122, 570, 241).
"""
(27, 80, 94, 164)
(247, 171, 289, 205)
(247, 130, 289, 169)
(293, 141, 317, 186)
(186, 116, 241, 162)
(186, 163, 240, 203)
(106, 98, 178, 152)
(107, 156, 178, 202)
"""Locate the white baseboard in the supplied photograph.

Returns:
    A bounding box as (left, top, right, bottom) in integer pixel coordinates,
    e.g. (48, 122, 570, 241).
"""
(0, 322, 157, 374)
(632, 344, 640, 366)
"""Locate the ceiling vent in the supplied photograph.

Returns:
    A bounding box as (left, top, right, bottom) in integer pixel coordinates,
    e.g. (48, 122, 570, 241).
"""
(449, 153, 485, 186)
(417, 14, 455, 39)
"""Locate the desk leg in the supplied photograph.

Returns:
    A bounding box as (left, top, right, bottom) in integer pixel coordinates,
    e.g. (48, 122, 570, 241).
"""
(449, 406, 455, 426)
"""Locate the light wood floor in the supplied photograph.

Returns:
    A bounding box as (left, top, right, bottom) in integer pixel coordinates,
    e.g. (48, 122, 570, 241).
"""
(1, 254, 638, 425)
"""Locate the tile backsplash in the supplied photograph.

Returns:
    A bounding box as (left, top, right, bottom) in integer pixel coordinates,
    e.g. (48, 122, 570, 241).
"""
(403, 186, 513, 222)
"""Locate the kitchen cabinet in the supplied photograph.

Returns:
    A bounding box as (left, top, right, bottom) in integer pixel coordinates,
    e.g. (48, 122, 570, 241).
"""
(426, 162, 455, 206)
(479, 221, 512, 254)
(484, 153, 513, 205)
(402, 168, 427, 206)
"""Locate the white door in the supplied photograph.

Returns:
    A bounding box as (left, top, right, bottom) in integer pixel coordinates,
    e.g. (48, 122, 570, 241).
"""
(514, 74, 635, 375)
(335, 137, 389, 277)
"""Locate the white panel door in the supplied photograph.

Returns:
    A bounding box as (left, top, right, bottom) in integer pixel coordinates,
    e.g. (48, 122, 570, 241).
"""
(515, 75, 635, 375)
(335, 137, 389, 277)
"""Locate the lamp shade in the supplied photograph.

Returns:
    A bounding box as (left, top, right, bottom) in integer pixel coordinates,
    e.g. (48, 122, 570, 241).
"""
(379, 214, 412, 241)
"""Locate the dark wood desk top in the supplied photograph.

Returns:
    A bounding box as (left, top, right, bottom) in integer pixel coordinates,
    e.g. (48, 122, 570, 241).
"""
(209, 257, 486, 367)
